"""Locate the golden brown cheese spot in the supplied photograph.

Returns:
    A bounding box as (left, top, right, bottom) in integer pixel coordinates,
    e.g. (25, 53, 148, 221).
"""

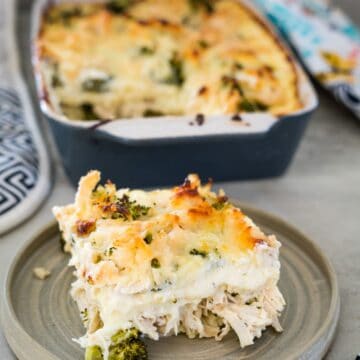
(188, 207, 212, 217)
(76, 219, 96, 236)
(198, 86, 208, 96)
(101, 202, 126, 217)
(185, 207, 224, 236)
(130, 0, 190, 23)
(88, 261, 124, 286)
(111, 226, 153, 267)
(172, 174, 207, 208)
(174, 186, 199, 198)
(223, 209, 258, 251)
(171, 190, 209, 213)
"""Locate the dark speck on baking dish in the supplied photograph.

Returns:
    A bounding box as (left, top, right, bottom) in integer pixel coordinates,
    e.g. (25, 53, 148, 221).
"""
(89, 119, 112, 130)
(231, 114, 243, 122)
(195, 114, 205, 126)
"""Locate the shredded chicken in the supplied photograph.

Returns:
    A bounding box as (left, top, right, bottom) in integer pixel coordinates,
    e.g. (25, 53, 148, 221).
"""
(81, 285, 285, 348)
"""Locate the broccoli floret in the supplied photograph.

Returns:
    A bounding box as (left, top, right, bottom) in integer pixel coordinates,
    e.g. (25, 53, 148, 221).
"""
(162, 53, 185, 87)
(110, 194, 150, 221)
(238, 99, 268, 112)
(85, 346, 103, 360)
(85, 328, 147, 360)
(111, 328, 139, 344)
(109, 340, 147, 360)
(81, 77, 112, 93)
(109, 328, 147, 360)
(106, 0, 131, 14)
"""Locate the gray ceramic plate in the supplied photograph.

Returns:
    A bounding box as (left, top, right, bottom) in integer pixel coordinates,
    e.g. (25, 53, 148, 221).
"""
(1, 204, 340, 360)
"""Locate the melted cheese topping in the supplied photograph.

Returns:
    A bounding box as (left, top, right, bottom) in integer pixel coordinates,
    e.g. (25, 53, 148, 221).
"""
(38, 0, 301, 120)
(53, 171, 285, 357)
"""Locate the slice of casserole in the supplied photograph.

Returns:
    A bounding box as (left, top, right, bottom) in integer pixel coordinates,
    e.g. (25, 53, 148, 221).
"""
(37, 0, 301, 120)
(53, 171, 285, 359)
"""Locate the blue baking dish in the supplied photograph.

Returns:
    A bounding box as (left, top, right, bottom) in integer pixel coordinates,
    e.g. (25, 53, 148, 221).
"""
(31, 0, 318, 188)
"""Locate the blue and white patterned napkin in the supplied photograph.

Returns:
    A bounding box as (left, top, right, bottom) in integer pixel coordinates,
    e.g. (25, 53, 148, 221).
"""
(255, 0, 360, 118)
(0, 1, 51, 235)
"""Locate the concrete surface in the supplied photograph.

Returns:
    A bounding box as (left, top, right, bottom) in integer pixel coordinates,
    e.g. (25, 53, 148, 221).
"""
(1, 0, 360, 359)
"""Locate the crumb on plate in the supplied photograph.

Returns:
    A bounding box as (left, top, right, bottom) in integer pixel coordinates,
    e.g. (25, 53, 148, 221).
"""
(33, 266, 51, 280)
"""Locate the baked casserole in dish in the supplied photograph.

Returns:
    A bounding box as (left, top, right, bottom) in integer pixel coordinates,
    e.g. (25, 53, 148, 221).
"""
(36, 0, 301, 120)
(32, 0, 318, 186)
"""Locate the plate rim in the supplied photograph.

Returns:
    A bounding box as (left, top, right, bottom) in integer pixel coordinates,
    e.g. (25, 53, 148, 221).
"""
(1, 203, 340, 360)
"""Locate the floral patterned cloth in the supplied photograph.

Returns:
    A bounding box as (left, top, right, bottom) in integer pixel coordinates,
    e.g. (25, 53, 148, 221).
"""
(255, 0, 360, 118)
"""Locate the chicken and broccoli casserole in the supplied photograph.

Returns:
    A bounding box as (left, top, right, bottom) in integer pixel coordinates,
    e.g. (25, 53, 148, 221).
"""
(53, 171, 285, 359)
(37, 0, 301, 120)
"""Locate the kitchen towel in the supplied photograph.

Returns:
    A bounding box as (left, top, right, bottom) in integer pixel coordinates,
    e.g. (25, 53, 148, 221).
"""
(255, 0, 360, 119)
(0, 0, 51, 235)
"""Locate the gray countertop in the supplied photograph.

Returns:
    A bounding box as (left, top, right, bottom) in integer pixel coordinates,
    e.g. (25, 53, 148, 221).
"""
(1, 1, 360, 359)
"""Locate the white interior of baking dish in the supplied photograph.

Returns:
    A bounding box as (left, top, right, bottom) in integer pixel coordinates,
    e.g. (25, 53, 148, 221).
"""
(31, 0, 318, 140)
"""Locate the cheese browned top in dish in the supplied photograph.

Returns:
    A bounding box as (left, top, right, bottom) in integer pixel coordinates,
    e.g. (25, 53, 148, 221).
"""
(53, 171, 285, 359)
(37, 0, 301, 121)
